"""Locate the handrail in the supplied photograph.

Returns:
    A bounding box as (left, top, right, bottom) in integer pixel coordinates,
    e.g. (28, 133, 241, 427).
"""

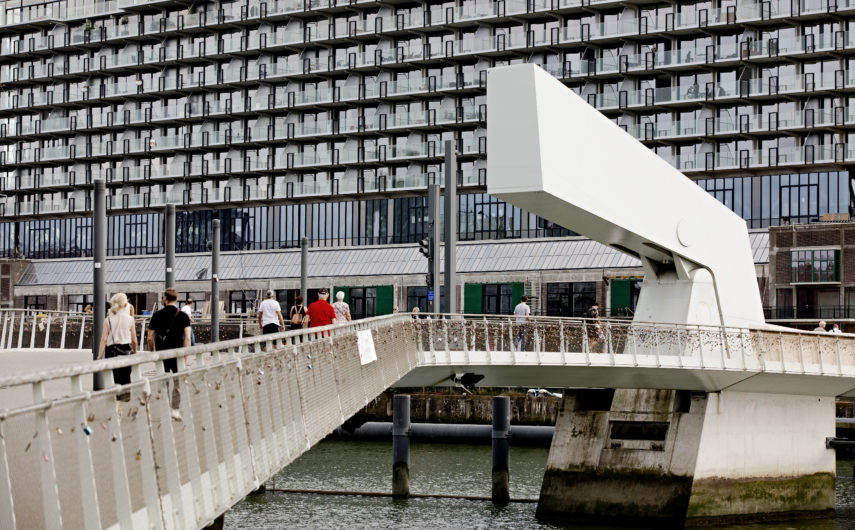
(0, 313, 412, 388)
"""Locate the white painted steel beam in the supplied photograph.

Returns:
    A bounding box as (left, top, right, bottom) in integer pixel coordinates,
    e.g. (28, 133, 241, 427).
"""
(486, 64, 765, 328)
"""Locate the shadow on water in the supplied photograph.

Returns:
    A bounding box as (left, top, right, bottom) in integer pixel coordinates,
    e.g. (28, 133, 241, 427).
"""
(225, 443, 855, 529)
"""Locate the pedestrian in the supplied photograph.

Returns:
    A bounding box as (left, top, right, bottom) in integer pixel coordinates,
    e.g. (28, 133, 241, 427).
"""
(181, 298, 195, 346)
(513, 295, 531, 351)
(832, 323, 843, 334)
(814, 320, 827, 332)
(257, 290, 285, 347)
(587, 303, 604, 352)
(83, 304, 93, 314)
(304, 287, 336, 335)
(117, 296, 135, 317)
(333, 291, 352, 323)
(289, 295, 306, 331)
(412, 306, 421, 319)
(96, 293, 138, 390)
(147, 288, 192, 421)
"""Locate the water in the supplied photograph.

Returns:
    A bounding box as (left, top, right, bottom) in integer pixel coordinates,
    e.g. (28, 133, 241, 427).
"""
(226, 441, 855, 529)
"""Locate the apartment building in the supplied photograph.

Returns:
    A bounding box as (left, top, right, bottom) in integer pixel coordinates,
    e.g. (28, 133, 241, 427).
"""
(0, 0, 845, 316)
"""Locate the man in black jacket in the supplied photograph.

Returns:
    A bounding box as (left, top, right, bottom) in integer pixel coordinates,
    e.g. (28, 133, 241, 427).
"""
(147, 288, 191, 420)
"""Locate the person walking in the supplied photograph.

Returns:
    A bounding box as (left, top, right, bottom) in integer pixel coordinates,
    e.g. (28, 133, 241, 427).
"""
(304, 288, 336, 335)
(832, 323, 843, 334)
(97, 293, 138, 390)
(289, 296, 306, 331)
(333, 291, 352, 323)
(814, 320, 827, 332)
(147, 288, 192, 420)
(513, 295, 531, 351)
(587, 303, 604, 352)
(181, 298, 195, 345)
(258, 290, 285, 347)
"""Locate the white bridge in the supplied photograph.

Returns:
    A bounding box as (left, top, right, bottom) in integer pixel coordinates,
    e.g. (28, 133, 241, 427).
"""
(0, 63, 846, 527)
(0, 313, 853, 529)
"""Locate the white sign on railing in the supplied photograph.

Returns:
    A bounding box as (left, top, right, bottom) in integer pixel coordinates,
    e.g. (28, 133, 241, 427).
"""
(357, 328, 377, 365)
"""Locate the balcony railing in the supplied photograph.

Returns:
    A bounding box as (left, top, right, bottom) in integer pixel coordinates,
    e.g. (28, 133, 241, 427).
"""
(765, 306, 855, 320)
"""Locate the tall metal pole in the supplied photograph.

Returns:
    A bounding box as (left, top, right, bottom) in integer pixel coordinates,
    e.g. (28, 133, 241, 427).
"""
(443, 140, 457, 314)
(92, 179, 106, 390)
(165, 203, 176, 288)
(300, 236, 308, 302)
(211, 219, 220, 343)
(492, 396, 511, 504)
(428, 184, 441, 313)
(392, 394, 411, 498)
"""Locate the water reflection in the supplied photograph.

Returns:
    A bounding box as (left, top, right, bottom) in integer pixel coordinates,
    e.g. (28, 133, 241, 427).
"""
(225, 441, 855, 529)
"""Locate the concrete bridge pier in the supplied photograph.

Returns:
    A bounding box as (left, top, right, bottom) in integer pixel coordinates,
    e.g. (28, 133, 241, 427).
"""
(536, 388, 836, 527)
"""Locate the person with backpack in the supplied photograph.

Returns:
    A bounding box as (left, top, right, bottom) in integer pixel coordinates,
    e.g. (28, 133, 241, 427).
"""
(289, 295, 306, 331)
(147, 288, 191, 420)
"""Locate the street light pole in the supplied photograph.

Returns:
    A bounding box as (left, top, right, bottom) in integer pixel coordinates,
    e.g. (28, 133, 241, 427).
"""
(211, 219, 220, 343)
(428, 183, 441, 313)
(165, 203, 176, 288)
(443, 140, 457, 314)
(92, 179, 106, 390)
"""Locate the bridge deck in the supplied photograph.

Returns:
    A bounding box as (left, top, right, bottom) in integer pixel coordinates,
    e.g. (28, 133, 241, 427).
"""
(2, 314, 855, 529)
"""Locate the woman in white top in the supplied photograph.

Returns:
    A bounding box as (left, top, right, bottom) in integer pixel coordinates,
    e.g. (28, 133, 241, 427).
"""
(97, 293, 138, 386)
(333, 291, 352, 323)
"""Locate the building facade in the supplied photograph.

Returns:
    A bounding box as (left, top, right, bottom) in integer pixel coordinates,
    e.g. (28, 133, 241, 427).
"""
(768, 221, 855, 328)
(0, 0, 847, 317)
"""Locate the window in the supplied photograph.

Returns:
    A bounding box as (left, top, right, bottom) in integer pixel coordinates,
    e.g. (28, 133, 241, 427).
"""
(791, 249, 840, 283)
(775, 288, 794, 319)
(407, 286, 429, 313)
(275, 289, 321, 310)
(24, 295, 47, 310)
(68, 294, 92, 313)
(229, 290, 257, 314)
(483, 283, 513, 315)
(547, 282, 596, 317)
(179, 292, 206, 314)
(349, 287, 377, 320)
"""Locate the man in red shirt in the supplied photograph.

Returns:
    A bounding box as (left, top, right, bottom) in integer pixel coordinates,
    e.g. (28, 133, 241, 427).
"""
(304, 288, 336, 333)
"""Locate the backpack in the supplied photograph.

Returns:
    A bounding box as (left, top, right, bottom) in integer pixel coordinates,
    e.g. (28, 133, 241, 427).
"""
(290, 305, 304, 325)
(155, 307, 179, 350)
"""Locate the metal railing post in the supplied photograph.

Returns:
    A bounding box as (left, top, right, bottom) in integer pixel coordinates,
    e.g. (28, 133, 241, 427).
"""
(59, 314, 68, 349)
(44, 314, 52, 348)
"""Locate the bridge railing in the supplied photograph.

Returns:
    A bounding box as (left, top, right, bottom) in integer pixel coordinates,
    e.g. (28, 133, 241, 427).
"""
(0, 308, 274, 351)
(0, 313, 419, 530)
(414, 314, 855, 376)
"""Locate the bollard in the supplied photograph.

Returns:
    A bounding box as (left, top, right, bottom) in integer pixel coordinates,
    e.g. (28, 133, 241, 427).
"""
(392, 394, 411, 498)
(492, 395, 511, 504)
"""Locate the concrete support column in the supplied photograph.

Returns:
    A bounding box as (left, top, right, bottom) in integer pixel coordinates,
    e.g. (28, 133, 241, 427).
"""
(392, 394, 411, 498)
(492, 396, 511, 504)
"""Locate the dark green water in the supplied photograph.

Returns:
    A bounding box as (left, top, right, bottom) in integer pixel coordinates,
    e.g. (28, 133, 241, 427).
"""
(225, 441, 855, 529)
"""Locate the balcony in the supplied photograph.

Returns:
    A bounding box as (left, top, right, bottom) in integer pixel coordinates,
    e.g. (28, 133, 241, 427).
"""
(765, 306, 855, 320)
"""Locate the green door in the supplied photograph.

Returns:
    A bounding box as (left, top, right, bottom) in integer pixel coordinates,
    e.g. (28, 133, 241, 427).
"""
(464, 284, 483, 314)
(333, 286, 350, 304)
(375, 285, 394, 315)
(512, 282, 525, 306)
(610, 279, 631, 317)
